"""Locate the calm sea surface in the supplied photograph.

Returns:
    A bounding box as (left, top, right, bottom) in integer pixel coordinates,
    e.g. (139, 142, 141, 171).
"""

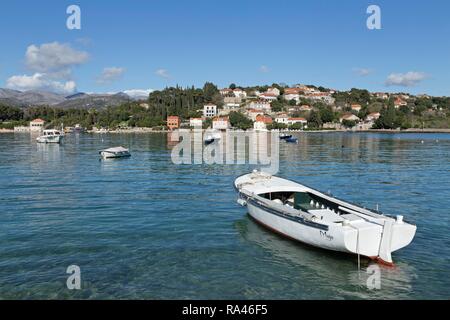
(0, 132, 449, 299)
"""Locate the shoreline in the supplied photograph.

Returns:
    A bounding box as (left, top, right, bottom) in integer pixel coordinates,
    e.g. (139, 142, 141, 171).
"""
(2, 128, 450, 134)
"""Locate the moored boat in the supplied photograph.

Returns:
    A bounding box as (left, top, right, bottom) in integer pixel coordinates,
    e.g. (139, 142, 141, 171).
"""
(285, 137, 298, 143)
(279, 133, 293, 140)
(100, 146, 131, 159)
(234, 170, 416, 265)
(204, 132, 221, 145)
(36, 129, 64, 144)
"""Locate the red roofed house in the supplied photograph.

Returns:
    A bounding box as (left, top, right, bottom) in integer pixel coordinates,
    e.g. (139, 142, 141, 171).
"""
(30, 118, 45, 132)
(394, 98, 408, 109)
(246, 109, 264, 121)
(340, 114, 360, 122)
(220, 88, 233, 96)
(254, 115, 273, 131)
(351, 104, 362, 112)
(189, 118, 203, 127)
(259, 93, 278, 101)
(266, 87, 281, 96)
(284, 88, 302, 95)
(212, 117, 231, 130)
(167, 116, 180, 130)
(233, 88, 247, 98)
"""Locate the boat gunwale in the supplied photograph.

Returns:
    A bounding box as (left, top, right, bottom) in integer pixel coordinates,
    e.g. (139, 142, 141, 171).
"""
(234, 173, 416, 226)
(239, 189, 330, 231)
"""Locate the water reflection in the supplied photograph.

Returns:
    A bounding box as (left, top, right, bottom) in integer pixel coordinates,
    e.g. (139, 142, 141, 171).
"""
(236, 216, 417, 299)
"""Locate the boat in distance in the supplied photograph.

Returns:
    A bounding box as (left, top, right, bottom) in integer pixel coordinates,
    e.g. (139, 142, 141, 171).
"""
(234, 170, 417, 265)
(36, 129, 64, 144)
(279, 133, 293, 140)
(284, 137, 298, 143)
(204, 132, 221, 145)
(100, 146, 131, 159)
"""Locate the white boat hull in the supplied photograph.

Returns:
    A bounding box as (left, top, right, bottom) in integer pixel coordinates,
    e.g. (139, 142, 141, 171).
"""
(235, 172, 417, 265)
(100, 151, 131, 159)
(36, 135, 63, 144)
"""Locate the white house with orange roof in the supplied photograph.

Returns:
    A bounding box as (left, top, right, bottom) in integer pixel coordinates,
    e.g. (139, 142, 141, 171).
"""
(340, 114, 360, 123)
(259, 93, 278, 102)
(212, 117, 230, 130)
(254, 115, 273, 131)
(220, 88, 233, 96)
(30, 118, 45, 132)
(394, 98, 408, 109)
(284, 92, 300, 102)
(246, 109, 263, 121)
(189, 118, 203, 128)
(266, 87, 280, 96)
(233, 88, 247, 98)
(351, 104, 362, 112)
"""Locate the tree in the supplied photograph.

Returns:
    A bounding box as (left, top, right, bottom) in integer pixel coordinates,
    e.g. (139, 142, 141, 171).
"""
(342, 119, 356, 128)
(268, 122, 287, 130)
(229, 83, 236, 90)
(203, 82, 219, 103)
(374, 106, 400, 129)
(271, 100, 285, 112)
(308, 111, 322, 128)
(319, 106, 335, 123)
(229, 111, 253, 130)
(0, 105, 23, 121)
(289, 122, 304, 130)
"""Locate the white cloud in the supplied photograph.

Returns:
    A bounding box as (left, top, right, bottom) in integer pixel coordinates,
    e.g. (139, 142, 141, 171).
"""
(155, 68, 170, 79)
(6, 73, 77, 94)
(385, 71, 427, 87)
(25, 42, 89, 74)
(123, 89, 153, 99)
(5, 42, 89, 94)
(97, 67, 126, 85)
(353, 68, 372, 77)
(259, 65, 270, 73)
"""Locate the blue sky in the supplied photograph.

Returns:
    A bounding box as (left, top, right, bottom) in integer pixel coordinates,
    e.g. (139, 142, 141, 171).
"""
(0, 0, 449, 96)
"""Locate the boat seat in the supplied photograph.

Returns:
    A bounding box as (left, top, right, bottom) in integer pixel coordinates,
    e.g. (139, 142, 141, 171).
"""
(309, 209, 344, 222)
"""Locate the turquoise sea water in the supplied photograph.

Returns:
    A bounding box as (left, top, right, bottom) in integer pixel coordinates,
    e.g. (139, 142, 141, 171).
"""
(0, 132, 449, 299)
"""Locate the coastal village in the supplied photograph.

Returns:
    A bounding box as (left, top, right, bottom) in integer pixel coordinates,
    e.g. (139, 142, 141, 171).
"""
(1, 83, 449, 133)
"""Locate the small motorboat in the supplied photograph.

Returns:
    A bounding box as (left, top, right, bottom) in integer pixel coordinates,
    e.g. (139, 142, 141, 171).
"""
(285, 137, 298, 143)
(279, 133, 293, 140)
(235, 171, 416, 265)
(73, 124, 84, 133)
(100, 146, 131, 159)
(36, 129, 64, 144)
(204, 132, 221, 145)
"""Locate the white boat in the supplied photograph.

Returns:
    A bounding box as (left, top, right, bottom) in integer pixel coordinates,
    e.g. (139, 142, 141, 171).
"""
(234, 170, 417, 265)
(204, 132, 222, 145)
(100, 146, 131, 159)
(36, 129, 64, 144)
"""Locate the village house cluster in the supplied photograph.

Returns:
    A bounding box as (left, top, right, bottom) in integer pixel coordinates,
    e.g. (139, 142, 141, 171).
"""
(162, 84, 426, 132)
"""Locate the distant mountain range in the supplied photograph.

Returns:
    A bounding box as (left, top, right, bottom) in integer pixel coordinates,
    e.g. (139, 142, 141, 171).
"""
(0, 88, 149, 109)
